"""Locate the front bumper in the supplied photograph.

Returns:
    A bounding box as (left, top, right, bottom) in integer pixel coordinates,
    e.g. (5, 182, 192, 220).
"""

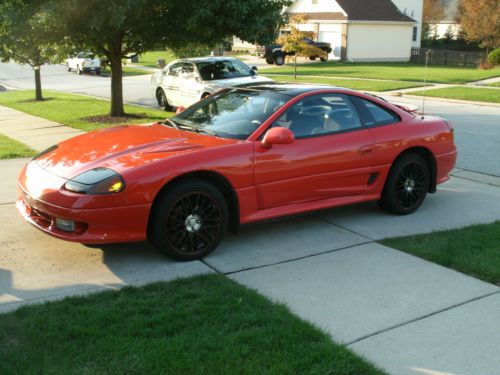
(17, 188, 150, 244)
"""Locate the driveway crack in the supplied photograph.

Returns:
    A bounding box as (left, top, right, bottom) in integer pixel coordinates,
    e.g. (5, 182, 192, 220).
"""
(345, 289, 500, 346)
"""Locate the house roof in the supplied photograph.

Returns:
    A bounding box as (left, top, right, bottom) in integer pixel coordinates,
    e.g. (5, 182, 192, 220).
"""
(336, 0, 415, 22)
(288, 0, 415, 23)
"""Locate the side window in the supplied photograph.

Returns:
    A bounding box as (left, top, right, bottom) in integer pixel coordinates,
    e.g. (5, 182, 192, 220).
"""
(181, 62, 194, 76)
(273, 94, 361, 138)
(352, 97, 400, 127)
(167, 63, 183, 77)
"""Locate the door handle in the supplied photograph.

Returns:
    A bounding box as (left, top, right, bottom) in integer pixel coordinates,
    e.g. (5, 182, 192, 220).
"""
(358, 145, 373, 155)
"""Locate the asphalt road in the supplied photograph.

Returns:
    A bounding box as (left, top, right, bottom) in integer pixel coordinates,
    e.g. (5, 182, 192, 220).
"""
(1, 61, 499, 176)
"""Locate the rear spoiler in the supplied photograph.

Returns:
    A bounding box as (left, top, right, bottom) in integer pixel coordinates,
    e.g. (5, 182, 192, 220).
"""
(389, 101, 418, 113)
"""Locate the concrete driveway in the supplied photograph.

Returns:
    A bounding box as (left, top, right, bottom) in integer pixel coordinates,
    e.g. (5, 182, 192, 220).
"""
(2, 157, 500, 374)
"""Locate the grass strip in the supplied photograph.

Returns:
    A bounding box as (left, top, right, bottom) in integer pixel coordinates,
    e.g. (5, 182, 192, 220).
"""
(410, 86, 500, 104)
(0, 90, 170, 132)
(380, 221, 500, 286)
(264, 62, 500, 84)
(0, 133, 36, 159)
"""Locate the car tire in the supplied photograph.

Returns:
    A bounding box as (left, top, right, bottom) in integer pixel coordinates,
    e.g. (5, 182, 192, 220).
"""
(320, 56, 328, 62)
(76, 66, 82, 75)
(95, 69, 101, 75)
(379, 153, 430, 215)
(67, 64, 71, 72)
(265, 57, 275, 65)
(149, 179, 228, 261)
(309, 56, 317, 61)
(156, 88, 173, 111)
(274, 53, 285, 66)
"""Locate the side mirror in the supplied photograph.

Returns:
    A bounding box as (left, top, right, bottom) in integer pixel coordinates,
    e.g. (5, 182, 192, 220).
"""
(261, 127, 294, 149)
(251, 66, 258, 71)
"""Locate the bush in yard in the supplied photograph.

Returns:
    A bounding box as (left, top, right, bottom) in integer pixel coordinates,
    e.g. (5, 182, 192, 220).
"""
(487, 48, 500, 66)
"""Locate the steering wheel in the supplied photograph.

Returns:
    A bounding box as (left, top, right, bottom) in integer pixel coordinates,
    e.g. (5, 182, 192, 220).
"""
(301, 105, 331, 116)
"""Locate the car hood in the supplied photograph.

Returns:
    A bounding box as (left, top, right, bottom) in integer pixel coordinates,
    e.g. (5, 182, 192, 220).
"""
(34, 123, 236, 179)
(208, 75, 273, 87)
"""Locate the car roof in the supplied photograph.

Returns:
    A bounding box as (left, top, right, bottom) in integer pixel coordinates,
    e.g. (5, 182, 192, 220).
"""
(236, 83, 357, 96)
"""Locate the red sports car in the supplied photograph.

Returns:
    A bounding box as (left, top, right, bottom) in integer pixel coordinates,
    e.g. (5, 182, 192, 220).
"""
(17, 85, 457, 260)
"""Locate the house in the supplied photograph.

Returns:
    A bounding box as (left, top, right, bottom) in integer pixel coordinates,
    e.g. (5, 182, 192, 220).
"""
(428, 0, 460, 39)
(285, 0, 420, 61)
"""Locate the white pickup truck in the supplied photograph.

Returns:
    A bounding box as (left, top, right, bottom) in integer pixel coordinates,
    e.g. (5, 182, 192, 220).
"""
(66, 52, 101, 75)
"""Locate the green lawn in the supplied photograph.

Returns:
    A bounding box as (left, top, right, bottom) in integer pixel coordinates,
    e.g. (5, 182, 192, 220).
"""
(0, 90, 171, 132)
(0, 133, 36, 159)
(410, 86, 500, 104)
(265, 74, 425, 92)
(381, 221, 500, 286)
(265, 62, 500, 84)
(486, 81, 500, 87)
(0, 274, 385, 374)
(136, 50, 177, 68)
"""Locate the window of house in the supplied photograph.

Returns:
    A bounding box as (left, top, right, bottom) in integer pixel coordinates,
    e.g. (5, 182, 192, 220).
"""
(413, 26, 418, 42)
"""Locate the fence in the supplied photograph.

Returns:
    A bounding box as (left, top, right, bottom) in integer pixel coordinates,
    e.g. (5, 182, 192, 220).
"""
(410, 48, 485, 67)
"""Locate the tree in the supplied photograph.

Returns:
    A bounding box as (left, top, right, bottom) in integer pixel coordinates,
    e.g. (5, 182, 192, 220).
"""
(50, 0, 291, 116)
(422, 0, 445, 41)
(0, 0, 62, 100)
(458, 0, 500, 53)
(277, 14, 326, 79)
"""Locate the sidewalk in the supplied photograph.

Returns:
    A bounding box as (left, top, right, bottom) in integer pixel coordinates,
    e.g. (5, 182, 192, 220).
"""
(0, 105, 84, 151)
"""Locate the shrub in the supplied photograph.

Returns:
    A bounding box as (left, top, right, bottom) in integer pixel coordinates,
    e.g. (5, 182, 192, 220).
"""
(487, 48, 500, 66)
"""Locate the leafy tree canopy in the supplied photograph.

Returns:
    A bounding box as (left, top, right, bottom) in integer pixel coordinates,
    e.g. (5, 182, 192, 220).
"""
(458, 0, 500, 51)
(47, 0, 291, 115)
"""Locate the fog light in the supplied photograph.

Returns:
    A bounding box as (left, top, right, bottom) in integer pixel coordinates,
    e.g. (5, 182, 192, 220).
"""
(55, 218, 75, 232)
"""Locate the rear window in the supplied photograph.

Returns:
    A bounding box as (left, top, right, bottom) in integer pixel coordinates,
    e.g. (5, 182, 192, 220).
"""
(196, 60, 253, 81)
(351, 97, 400, 127)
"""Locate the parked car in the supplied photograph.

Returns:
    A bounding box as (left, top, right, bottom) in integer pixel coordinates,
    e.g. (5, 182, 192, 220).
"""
(260, 38, 332, 65)
(66, 52, 101, 75)
(150, 57, 273, 110)
(17, 84, 457, 261)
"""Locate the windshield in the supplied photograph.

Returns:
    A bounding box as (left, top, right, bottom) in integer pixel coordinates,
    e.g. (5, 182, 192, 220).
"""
(170, 89, 290, 140)
(196, 60, 254, 81)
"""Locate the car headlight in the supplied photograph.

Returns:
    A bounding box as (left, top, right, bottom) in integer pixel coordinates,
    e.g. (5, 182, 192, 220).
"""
(64, 168, 125, 194)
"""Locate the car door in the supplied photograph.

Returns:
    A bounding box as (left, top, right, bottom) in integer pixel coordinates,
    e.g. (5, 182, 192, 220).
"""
(253, 93, 376, 210)
(178, 62, 204, 107)
(161, 62, 184, 106)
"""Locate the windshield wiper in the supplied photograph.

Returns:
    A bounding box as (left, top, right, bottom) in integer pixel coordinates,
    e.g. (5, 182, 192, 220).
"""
(162, 118, 180, 130)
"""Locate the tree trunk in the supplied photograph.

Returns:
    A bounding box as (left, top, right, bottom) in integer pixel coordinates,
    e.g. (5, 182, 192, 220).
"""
(294, 55, 297, 79)
(109, 52, 125, 116)
(34, 67, 43, 101)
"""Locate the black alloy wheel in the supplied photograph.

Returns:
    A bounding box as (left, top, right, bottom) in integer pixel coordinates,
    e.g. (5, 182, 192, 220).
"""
(379, 153, 430, 215)
(150, 180, 228, 260)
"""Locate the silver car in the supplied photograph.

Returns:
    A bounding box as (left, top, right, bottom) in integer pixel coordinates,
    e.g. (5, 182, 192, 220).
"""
(150, 57, 273, 110)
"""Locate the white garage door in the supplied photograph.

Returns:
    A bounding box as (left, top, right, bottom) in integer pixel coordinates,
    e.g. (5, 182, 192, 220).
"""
(318, 31, 342, 60)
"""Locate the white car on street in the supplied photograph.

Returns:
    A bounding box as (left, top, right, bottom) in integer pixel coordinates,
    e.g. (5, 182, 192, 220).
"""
(66, 52, 101, 75)
(150, 57, 273, 110)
